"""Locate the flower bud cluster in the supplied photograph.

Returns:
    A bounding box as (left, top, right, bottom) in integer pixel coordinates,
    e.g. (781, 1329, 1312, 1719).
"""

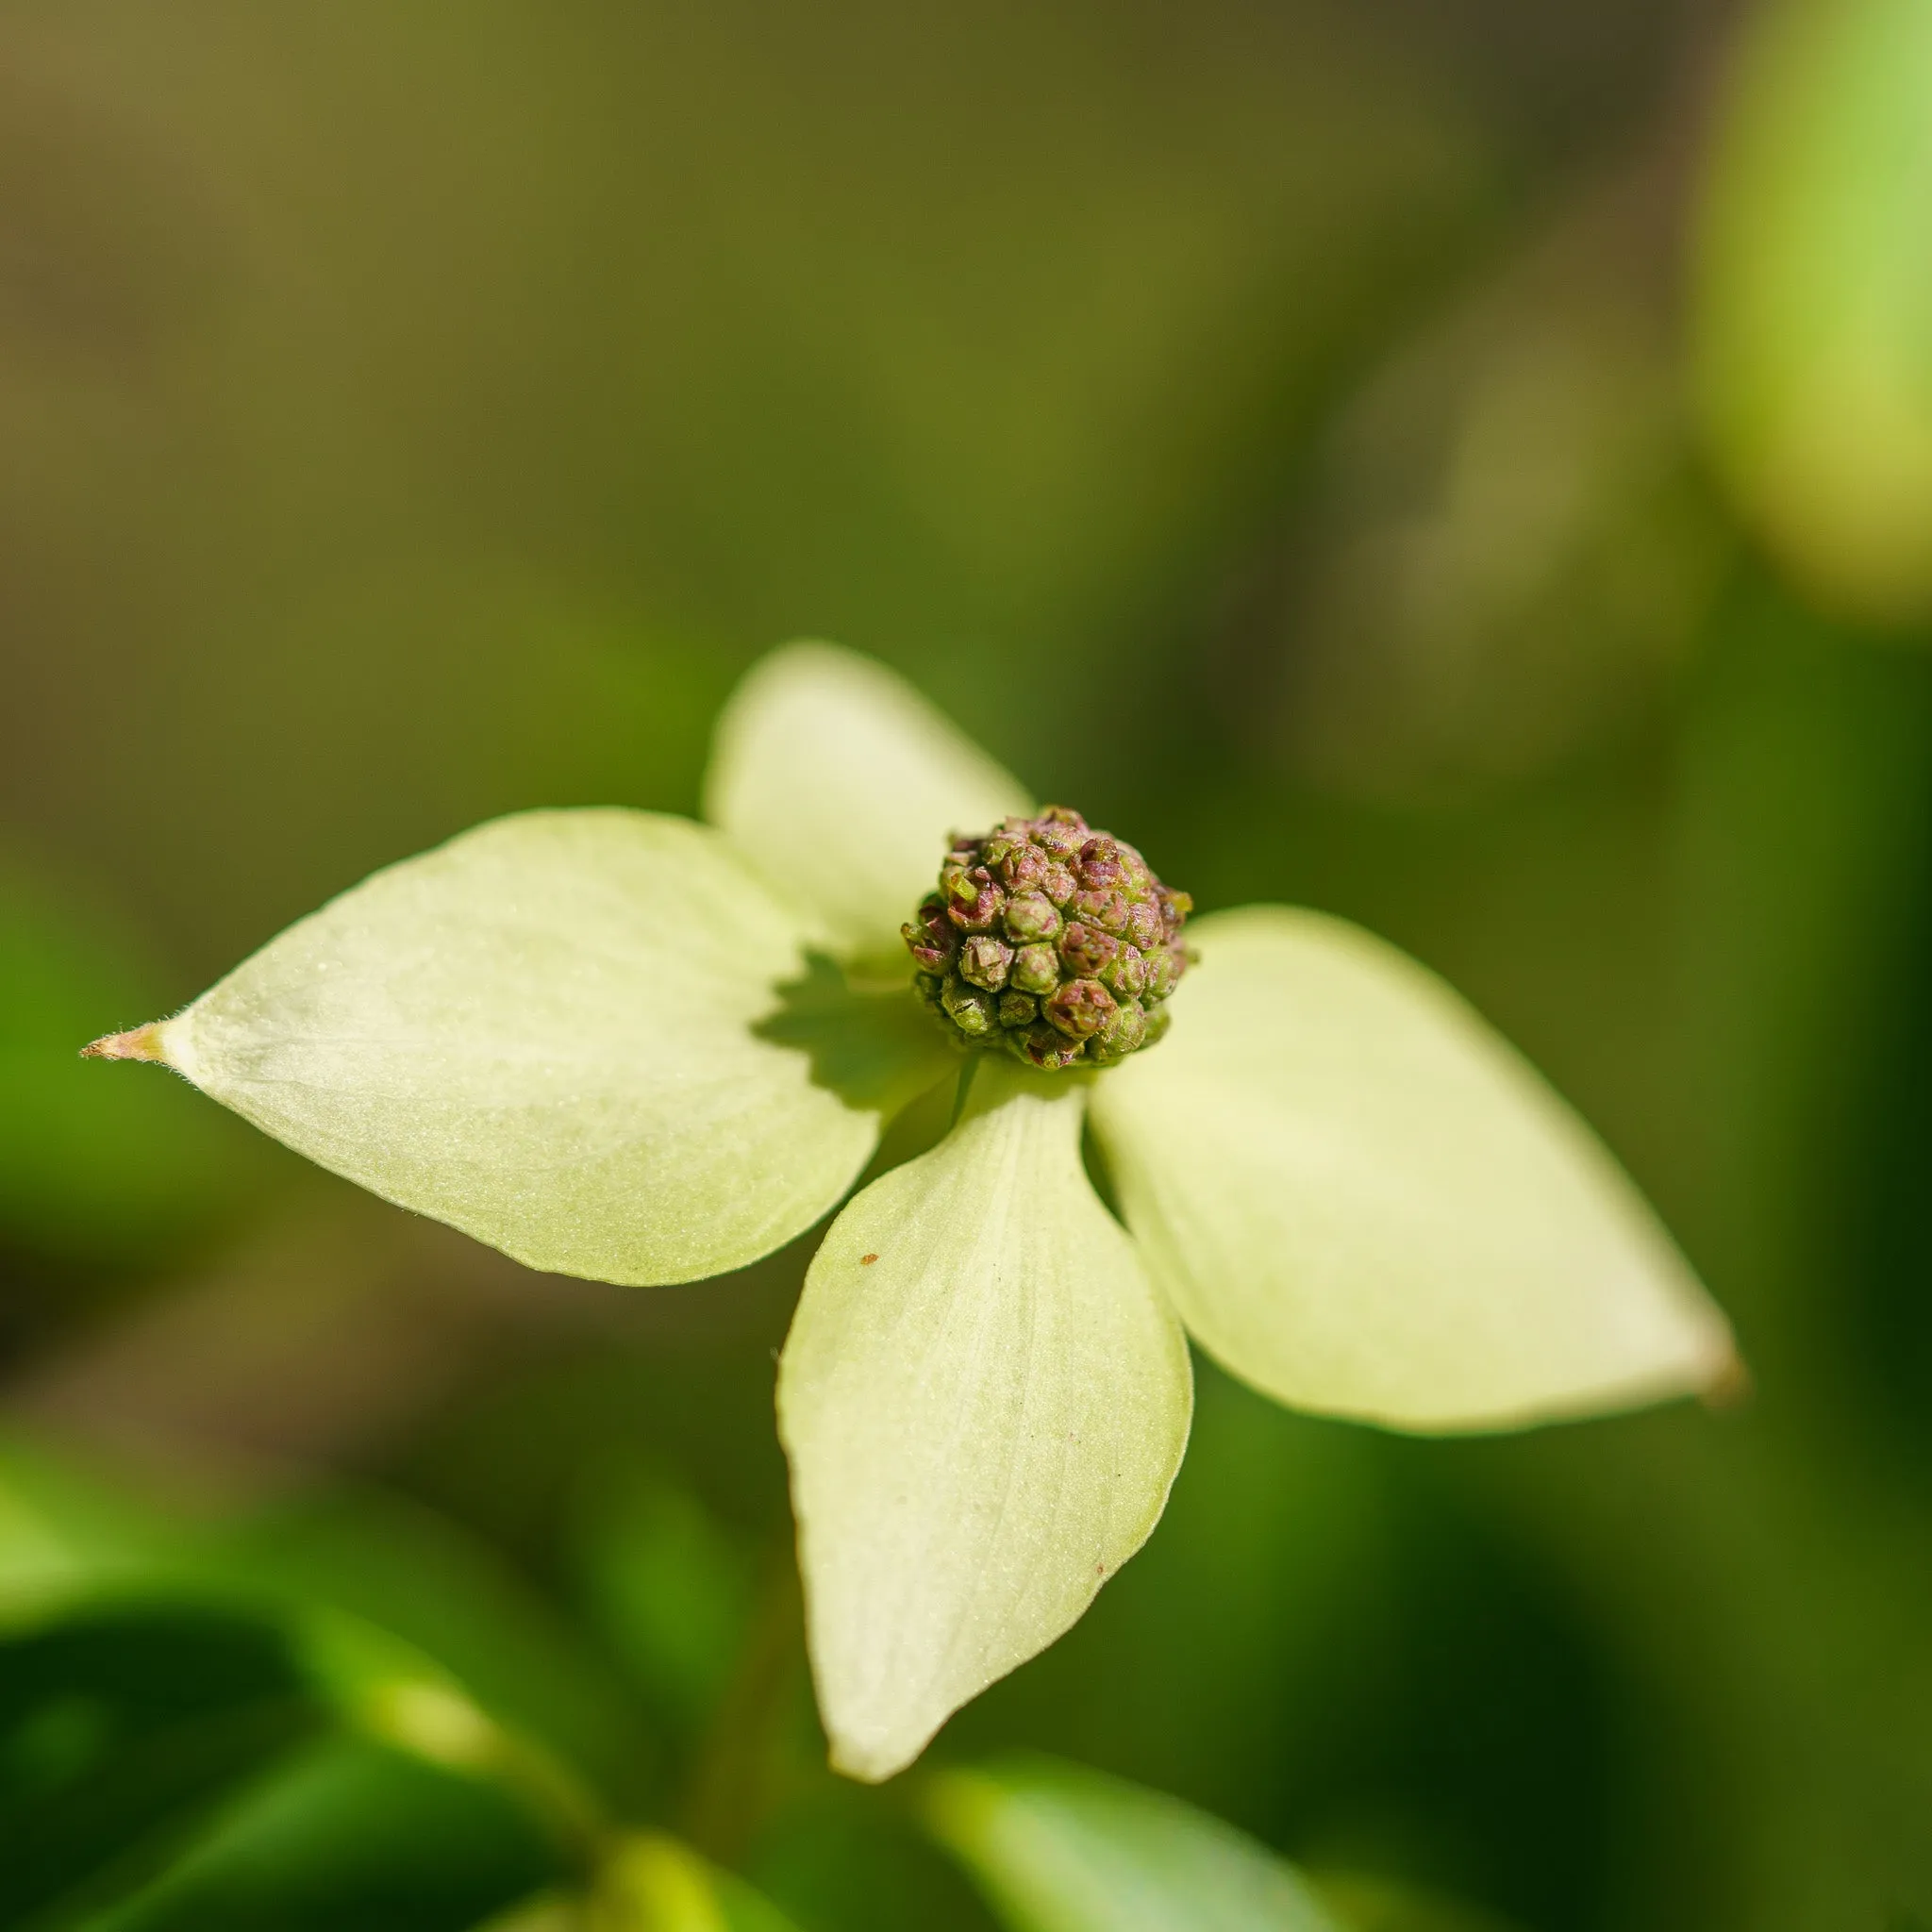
(902, 806, 1192, 1071)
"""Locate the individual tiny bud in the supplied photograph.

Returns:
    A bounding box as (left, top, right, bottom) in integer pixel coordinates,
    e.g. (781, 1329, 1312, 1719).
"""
(1113, 841, 1154, 895)
(1143, 945, 1178, 1000)
(914, 970, 945, 1004)
(1030, 810, 1088, 858)
(1041, 861, 1077, 907)
(958, 935, 1014, 991)
(1044, 977, 1117, 1040)
(1158, 886, 1194, 932)
(1087, 997, 1149, 1064)
(998, 841, 1047, 891)
(1069, 888, 1128, 936)
(1102, 942, 1147, 1000)
(998, 990, 1039, 1027)
(944, 866, 1006, 932)
(996, 841, 1042, 892)
(1007, 1019, 1087, 1070)
(902, 895, 958, 973)
(1124, 899, 1163, 952)
(1058, 922, 1118, 977)
(1076, 837, 1124, 891)
(1010, 943, 1060, 995)
(1141, 1004, 1173, 1048)
(1004, 893, 1060, 944)
(941, 974, 998, 1036)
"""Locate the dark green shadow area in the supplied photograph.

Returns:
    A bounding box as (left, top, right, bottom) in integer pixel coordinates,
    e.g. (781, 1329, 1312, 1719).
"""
(0, 1587, 574, 1932)
(756, 955, 958, 1124)
(0, 1601, 327, 1929)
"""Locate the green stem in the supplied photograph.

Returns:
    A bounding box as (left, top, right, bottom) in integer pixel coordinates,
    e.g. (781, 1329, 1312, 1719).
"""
(675, 1554, 807, 1864)
(949, 1053, 979, 1128)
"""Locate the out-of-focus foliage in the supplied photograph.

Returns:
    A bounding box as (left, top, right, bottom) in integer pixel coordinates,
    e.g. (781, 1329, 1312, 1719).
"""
(0, 1537, 577, 1929)
(1697, 0, 1932, 627)
(1279, 191, 1724, 798)
(588, 1834, 805, 1932)
(5, 0, 1932, 1924)
(0, 1440, 1396, 1930)
(925, 1756, 1346, 1931)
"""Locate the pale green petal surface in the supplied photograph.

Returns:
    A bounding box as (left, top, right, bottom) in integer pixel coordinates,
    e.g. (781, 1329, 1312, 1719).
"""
(924, 1757, 1345, 1932)
(1089, 908, 1736, 1432)
(157, 809, 886, 1285)
(703, 641, 1033, 961)
(778, 1061, 1191, 1782)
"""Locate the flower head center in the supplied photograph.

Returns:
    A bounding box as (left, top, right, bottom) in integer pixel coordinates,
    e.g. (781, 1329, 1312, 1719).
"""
(901, 806, 1192, 1071)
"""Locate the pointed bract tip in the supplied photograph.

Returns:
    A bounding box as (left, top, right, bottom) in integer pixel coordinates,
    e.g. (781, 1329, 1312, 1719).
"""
(827, 1734, 912, 1785)
(1702, 1350, 1754, 1413)
(81, 1022, 169, 1065)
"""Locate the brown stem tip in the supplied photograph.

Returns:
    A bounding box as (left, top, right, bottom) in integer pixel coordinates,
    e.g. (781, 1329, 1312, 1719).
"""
(1702, 1351, 1755, 1413)
(81, 1023, 169, 1064)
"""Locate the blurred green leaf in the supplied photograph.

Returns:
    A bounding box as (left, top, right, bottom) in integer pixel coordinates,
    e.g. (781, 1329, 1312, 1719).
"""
(924, 1756, 1345, 1932)
(0, 1571, 600, 1930)
(1280, 195, 1722, 802)
(1697, 0, 1932, 625)
(226, 1486, 650, 1801)
(1, 1436, 648, 1807)
(472, 1896, 587, 1932)
(463, 1835, 816, 1932)
(570, 1468, 758, 1733)
(85, 1734, 566, 1932)
(0, 1598, 329, 1928)
(591, 1833, 804, 1932)
(739, 1782, 1000, 1932)
(0, 1434, 180, 1616)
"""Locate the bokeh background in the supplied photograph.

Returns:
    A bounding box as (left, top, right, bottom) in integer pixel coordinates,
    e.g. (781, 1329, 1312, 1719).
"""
(5, 0, 1932, 1926)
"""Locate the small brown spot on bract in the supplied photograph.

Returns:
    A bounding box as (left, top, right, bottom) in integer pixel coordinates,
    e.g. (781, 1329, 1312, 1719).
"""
(860, 1253, 878, 1266)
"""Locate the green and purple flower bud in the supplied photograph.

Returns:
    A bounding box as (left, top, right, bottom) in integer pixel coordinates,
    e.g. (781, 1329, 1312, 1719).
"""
(1044, 977, 1115, 1039)
(1058, 922, 1117, 978)
(1010, 944, 1061, 996)
(1004, 892, 1061, 944)
(998, 842, 1048, 892)
(906, 805, 1191, 1070)
(1069, 888, 1128, 937)
(958, 935, 1014, 991)
(943, 864, 1006, 933)
(1143, 943, 1182, 1001)
(902, 895, 958, 974)
(941, 974, 999, 1037)
(1008, 1020, 1088, 1071)
(1086, 994, 1149, 1065)
(1102, 942, 1147, 1001)
(1029, 808, 1089, 859)
(1124, 899, 1163, 953)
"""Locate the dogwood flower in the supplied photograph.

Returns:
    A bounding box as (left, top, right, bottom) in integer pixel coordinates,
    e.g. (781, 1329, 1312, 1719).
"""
(86, 641, 1737, 1782)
